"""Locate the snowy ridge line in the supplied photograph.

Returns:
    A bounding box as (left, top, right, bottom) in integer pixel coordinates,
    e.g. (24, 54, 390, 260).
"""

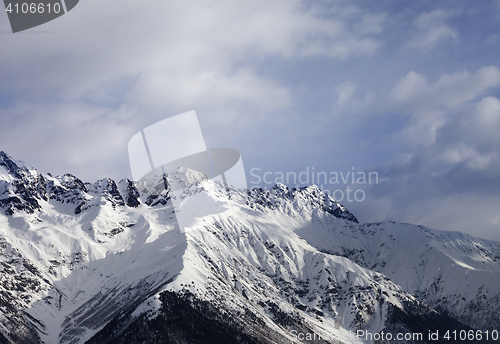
(0, 151, 357, 223)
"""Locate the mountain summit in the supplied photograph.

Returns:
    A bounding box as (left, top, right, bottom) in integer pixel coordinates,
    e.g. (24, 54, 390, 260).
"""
(0, 152, 499, 343)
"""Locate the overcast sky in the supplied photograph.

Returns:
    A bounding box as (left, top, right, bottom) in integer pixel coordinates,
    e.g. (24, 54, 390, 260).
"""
(1, 0, 500, 240)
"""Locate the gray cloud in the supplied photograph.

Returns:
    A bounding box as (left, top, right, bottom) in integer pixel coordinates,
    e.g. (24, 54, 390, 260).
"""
(353, 92, 500, 240)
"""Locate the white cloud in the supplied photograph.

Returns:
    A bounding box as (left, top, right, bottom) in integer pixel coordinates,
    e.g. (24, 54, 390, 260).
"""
(460, 96, 500, 145)
(0, 0, 385, 101)
(393, 67, 500, 109)
(440, 144, 498, 170)
(336, 81, 357, 105)
(409, 9, 458, 49)
(392, 71, 428, 104)
(129, 69, 291, 126)
(474, 96, 500, 124)
(391, 66, 500, 145)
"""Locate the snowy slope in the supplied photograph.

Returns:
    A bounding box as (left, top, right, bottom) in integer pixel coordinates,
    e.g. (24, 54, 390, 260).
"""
(0, 151, 498, 343)
(290, 217, 500, 330)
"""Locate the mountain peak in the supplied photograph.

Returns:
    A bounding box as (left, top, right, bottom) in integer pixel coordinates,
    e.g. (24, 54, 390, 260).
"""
(168, 166, 209, 191)
(0, 151, 36, 180)
(0, 151, 20, 178)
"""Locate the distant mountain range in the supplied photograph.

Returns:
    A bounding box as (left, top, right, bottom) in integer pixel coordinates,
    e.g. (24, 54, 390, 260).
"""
(0, 151, 499, 343)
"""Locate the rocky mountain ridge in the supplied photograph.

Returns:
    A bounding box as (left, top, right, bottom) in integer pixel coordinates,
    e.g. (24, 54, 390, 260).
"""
(0, 151, 499, 343)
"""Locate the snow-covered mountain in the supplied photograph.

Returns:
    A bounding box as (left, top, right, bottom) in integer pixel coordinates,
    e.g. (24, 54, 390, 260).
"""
(0, 151, 499, 344)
